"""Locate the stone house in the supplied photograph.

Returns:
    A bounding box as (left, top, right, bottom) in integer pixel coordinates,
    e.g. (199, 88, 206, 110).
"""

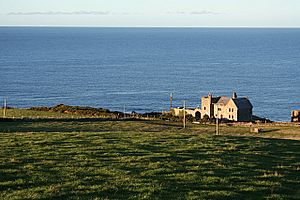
(172, 92, 253, 122)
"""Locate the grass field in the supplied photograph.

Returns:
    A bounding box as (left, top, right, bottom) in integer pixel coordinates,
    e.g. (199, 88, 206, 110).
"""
(0, 108, 111, 119)
(0, 109, 300, 199)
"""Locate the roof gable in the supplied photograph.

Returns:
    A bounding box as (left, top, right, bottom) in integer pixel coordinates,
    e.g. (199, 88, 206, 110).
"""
(216, 96, 230, 105)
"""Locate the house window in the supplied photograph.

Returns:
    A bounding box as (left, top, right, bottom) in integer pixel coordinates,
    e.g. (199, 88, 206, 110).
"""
(229, 115, 231, 119)
(232, 108, 234, 112)
(218, 108, 221, 111)
(229, 108, 231, 112)
(204, 107, 206, 110)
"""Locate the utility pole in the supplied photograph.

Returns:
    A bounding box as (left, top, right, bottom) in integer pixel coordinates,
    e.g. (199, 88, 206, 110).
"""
(170, 93, 173, 111)
(216, 106, 219, 135)
(3, 98, 7, 118)
(123, 105, 126, 119)
(216, 116, 219, 135)
(183, 100, 186, 129)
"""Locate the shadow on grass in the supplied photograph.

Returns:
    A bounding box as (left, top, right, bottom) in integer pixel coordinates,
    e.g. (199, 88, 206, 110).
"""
(0, 117, 144, 123)
(0, 118, 181, 133)
(1, 119, 300, 199)
(261, 129, 280, 133)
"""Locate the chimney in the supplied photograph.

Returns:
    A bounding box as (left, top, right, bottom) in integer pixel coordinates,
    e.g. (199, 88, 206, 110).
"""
(232, 91, 237, 99)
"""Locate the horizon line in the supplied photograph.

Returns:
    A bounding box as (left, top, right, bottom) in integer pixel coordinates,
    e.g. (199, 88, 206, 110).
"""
(0, 25, 300, 29)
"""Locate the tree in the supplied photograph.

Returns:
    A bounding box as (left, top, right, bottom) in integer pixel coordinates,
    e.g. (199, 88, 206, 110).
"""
(201, 114, 210, 123)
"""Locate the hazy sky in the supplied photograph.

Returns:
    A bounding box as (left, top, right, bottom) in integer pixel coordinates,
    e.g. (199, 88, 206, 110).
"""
(1, 0, 300, 27)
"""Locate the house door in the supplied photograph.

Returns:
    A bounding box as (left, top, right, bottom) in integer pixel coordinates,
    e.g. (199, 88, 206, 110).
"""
(195, 111, 201, 121)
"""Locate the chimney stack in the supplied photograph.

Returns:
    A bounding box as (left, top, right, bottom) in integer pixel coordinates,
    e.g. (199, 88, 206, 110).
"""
(208, 92, 212, 99)
(232, 91, 237, 99)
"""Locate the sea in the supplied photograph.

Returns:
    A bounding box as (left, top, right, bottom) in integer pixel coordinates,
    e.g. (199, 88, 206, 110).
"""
(1, 27, 300, 122)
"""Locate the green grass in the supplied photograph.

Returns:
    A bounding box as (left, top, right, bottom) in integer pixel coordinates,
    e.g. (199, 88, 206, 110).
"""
(0, 108, 118, 119)
(0, 108, 85, 119)
(0, 109, 300, 199)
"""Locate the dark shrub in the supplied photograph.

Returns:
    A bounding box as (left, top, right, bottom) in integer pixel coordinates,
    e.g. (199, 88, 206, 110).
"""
(201, 114, 210, 123)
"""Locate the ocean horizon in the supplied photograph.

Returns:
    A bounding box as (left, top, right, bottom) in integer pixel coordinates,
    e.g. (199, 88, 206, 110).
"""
(1, 27, 300, 121)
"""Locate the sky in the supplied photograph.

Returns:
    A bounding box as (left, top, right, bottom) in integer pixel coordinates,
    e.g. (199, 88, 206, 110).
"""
(0, 0, 300, 27)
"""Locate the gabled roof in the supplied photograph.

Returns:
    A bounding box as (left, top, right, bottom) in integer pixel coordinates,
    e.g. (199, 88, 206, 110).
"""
(232, 98, 253, 109)
(205, 92, 253, 110)
(216, 96, 230, 105)
(214, 96, 253, 109)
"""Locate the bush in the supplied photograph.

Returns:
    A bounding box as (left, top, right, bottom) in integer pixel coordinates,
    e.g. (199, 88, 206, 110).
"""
(186, 114, 194, 122)
(29, 104, 112, 117)
(29, 106, 50, 112)
(201, 114, 210, 123)
(160, 112, 181, 122)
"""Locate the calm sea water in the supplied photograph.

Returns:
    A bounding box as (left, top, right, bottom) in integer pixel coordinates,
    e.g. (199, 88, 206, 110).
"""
(1, 27, 300, 121)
